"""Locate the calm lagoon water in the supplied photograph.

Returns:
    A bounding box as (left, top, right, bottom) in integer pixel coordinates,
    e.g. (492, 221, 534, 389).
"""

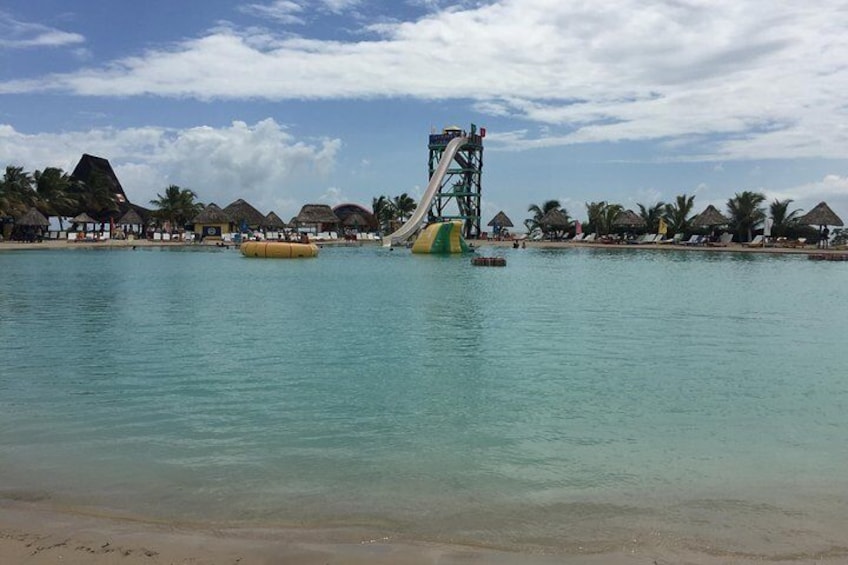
(1, 245, 848, 557)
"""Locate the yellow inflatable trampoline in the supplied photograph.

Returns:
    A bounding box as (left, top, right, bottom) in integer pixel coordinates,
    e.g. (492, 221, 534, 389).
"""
(240, 241, 319, 258)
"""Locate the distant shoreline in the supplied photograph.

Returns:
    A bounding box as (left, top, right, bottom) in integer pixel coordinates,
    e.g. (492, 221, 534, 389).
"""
(0, 237, 844, 256)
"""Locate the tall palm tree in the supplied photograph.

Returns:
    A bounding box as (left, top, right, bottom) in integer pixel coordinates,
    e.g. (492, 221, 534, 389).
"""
(769, 198, 803, 238)
(371, 195, 392, 234)
(727, 191, 766, 242)
(584, 201, 622, 235)
(525, 199, 565, 236)
(0, 166, 35, 216)
(637, 201, 666, 233)
(76, 170, 119, 218)
(663, 194, 696, 235)
(391, 193, 417, 223)
(34, 167, 77, 229)
(150, 185, 203, 228)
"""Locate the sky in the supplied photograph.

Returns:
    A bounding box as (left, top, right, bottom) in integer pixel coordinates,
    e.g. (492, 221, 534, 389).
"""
(2, 0, 848, 228)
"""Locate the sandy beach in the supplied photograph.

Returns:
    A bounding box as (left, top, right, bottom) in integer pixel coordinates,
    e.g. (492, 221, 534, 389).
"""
(1, 237, 845, 256)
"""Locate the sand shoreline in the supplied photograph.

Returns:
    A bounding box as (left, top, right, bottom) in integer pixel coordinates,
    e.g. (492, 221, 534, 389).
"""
(3, 500, 848, 565)
(1, 237, 844, 255)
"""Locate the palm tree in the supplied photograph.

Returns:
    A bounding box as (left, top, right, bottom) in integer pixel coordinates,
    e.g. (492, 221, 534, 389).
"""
(525, 199, 565, 236)
(584, 201, 622, 235)
(769, 198, 803, 237)
(0, 166, 36, 216)
(637, 201, 666, 233)
(150, 185, 203, 228)
(76, 170, 119, 218)
(391, 193, 417, 223)
(727, 191, 766, 242)
(663, 194, 696, 235)
(34, 167, 77, 229)
(371, 195, 392, 234)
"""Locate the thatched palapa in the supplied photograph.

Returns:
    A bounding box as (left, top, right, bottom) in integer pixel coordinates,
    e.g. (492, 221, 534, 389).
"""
(117, 208, 144, 226)
(16, 207, 49, 227)
(539, 208, 570, 228)
(342, 212, 368, 227)
(296, 204, 340, 231)
(797, 201, 844, 227)
(333, 203, 377, 231)
(487, 211, 514, 228)
(71, 212, 97, 224)
(223, 199, 266, 229)
(691, 204, 730, 227)
(612, 209, 646, 228)
(264, 211, 286, 229)
(193, 203, 231, 224)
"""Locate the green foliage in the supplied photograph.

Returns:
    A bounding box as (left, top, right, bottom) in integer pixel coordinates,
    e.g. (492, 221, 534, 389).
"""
(637, 201, 666, 233)
(663, 194, 696, 235)
(768, 198, 802, 237)
(150, 185, 203, 227)
(0, 166, 36, 216)
(585, 201, 622, 235)
(525, 199, 568, 237)
(727, 191, 766, 242)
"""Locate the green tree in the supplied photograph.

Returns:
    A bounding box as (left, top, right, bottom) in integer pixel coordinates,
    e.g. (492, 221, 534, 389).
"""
(150, 185, 203, 228)
(637, 201, 666, 233)
(769, 198, 802, 237)
(727, 191, 766, 242)
(663, 194, 696, 235)
(525, 199, 566, 237)
(75, 170, 119, 218)
(391, 193, 417, 223)
(371, 195, 392, 234)
(584, 201, 622, 235)
(0, 166, 35, 216)
(34, 167, 77, 228)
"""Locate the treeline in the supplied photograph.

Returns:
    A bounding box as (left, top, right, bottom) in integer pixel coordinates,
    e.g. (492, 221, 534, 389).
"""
(526, 191, 818, 243)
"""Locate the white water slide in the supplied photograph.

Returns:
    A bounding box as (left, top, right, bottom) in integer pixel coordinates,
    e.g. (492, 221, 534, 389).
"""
(384, 136, 468, 247)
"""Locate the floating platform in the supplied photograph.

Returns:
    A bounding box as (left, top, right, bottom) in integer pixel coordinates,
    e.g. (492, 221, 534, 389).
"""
(241, 241, 319, 258)
(472, 256, 506, 267)
(807, 253, 848, 261)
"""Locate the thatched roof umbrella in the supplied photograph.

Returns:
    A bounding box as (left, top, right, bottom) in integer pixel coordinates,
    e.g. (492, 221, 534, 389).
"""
(691, 204, 730, 227)
(223, 199, 266, 230)
(487, 211, 514, 228)
(296, 204, 340, 232)
(192, 203, 232, 224)
(539, 208, 571, 239)
(16, 207, 49, 227)
(797, 201, 844, 227)
(71, 212, 97, 224)
(612, 209, 646, 229)
(263, 211, 286, 230)
(117, 208, 144, 226)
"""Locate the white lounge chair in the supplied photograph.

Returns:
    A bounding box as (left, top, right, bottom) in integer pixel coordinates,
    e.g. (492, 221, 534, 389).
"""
(745, 234, 764, 247)
(570, 233, 585, 242)
(582, 233, 597, 242)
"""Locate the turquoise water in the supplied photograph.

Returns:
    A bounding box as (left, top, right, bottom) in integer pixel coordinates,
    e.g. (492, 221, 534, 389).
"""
(2, 245, 848, 557)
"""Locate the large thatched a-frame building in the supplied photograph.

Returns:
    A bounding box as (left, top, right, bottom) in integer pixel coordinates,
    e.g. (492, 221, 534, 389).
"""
(295, 204, 340, 233)
(223, 199, 266, 230)
(69, 154, 150, 223)
(192, 203, 233, 239)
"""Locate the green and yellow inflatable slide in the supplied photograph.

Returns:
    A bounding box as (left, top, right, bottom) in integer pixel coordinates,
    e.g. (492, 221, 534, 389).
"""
(411, 221, 470, 254)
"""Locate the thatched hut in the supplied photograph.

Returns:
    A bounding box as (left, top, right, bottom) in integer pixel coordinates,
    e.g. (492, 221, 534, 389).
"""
(116, 208, 145, 236)
(612, 209, 646, 229)
(797, 201, 844, 227)
(295, 204, 340, 234)
(487, 211, 514, 236)
(264, 211, 286, 230)
(691, 204, 730, 227)
(333, 203, 377, 231)
(539, 208, 571, 239)
(69, 154, 135, 222)
(223, 199, 266, 231)
(192, 203, 233, 239)
(70, 212, 97, 233)
(14, 207, 49, 241)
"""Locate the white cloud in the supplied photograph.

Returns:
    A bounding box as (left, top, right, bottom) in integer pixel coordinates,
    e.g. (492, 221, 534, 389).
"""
(0, 12, 84, 48)
(0, 119, 341, 219)
(763, 175, 848, 217)
(2, 1, 848, 161)
(239, 1, 306, 25)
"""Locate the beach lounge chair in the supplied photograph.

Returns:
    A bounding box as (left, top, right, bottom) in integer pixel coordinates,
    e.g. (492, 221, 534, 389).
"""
(570, 233, 584, 242)
(582, 233, 597, 242)
(682, 234, 703, 246)
(745, 235, 764, 247)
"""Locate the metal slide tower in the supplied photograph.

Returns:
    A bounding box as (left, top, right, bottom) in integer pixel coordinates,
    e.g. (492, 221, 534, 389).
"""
(427, 124, 484, 238)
